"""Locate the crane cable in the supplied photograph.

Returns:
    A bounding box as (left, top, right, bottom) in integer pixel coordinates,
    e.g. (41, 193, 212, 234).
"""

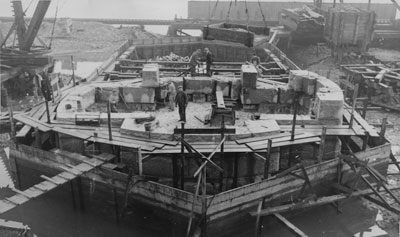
(257, 0, 268, 28)
(225, 0, 234, 22)
(209, 0, 219, 21)
(48, 1, 59, 49)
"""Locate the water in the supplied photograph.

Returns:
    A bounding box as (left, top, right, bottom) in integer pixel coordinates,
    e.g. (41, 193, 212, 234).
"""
(0, 148, 391, 237)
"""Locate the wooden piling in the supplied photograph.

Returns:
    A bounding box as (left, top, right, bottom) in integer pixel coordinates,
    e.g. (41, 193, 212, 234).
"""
(290, 95, 298, 141)
(219, 115, 225, 192)
(70, 181, 76, 209)
(349, 83, 359, 129)
(254, 199, 265, 237)
(362, 132, 370, 151)
(107, 102, 113, 141)
(362, 99, 368, 119)
(172, 154, 179, 188)
(77, 177, 85, 211)
(8, 105, 16, 141)
(264, 139, 272, 179)
(318, 126, 327, 163)
(113, 187, 120, 224)
(138, 147, 143, 175)
(180, 123, 185, 190)
(71, 56, 76, 87)
(44, 100, 51, 124)
(34, 127, 41, 149)
(380, 118, 387, 144)
(201, 167, 207, 237)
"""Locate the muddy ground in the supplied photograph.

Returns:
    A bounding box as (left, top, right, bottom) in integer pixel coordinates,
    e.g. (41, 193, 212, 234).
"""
(0, 20, 158, 61)
(288, 44, 400, 237)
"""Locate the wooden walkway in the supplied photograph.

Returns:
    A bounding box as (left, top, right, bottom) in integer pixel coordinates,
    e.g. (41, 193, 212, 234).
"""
(0, 152, 111, 215)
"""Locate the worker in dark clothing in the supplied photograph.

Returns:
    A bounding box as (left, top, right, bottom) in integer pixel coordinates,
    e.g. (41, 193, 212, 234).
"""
(204, 48, 213, 76)
(175, 86, 188, 122)
(189, 49, 201, 76)
(250, 53, 261, 66)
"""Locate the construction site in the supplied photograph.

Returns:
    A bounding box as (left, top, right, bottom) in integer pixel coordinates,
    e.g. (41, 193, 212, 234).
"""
(0, 0, 400, 236)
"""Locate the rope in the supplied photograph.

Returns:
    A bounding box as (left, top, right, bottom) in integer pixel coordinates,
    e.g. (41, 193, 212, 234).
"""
(257, 0, 268, 28)
(209, 0, 219, 21)
(48, 0, 59, 49)
(225, 0, 234, 22)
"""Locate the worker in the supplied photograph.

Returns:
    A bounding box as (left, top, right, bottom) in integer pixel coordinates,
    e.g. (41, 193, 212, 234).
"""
(167, 81, 176, 111)
(204, 48, 213, 76)
(175, 85, 188, 122)
(109, 88, 119, 113)
(250, 53, 261, 66)
(189, 49, 201, 76)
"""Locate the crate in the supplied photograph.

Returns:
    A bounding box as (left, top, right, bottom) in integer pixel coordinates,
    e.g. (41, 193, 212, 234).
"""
(324, 6, 375, 47)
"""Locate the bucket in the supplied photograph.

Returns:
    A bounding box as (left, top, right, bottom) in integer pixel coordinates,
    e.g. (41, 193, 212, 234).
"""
(144, 122, 151, 132)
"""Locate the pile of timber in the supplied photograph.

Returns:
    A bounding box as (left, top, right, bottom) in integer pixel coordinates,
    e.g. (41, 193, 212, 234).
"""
(324, 6, 375, 51)
(341, 64, 400, 112)
(203, 23, 270, 47)
(280, 5, 324, 42)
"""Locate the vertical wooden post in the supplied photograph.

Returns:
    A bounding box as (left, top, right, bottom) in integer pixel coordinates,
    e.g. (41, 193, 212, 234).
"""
(113, 187, 120, 224)
(291, 94, 298, 141)
(172, 154, 178, 188)
(8, 105, 16, 141)
(34, 127, 41, 149)
(333, 0, 337, 8)
(70, 181, 76, 209)
(349, 83, 359, 129)
(318, 126, 327, 163)
(367, 0, 371, 10)
(380, 117, 387, 144)
(362, 132, 370, 151)
(107, 102, 112, 141)
(219, 115, 225, 192)
(263, 139, 272, 179)
(362, 99, 368, 119)
(232, 153, 239, 189)
(180, 123, 185, 190)
(254, 199, 264, 237)
(9, 150, 22, 190)
(138, 147, 143, 176)
(44, 100, 51, 124)
(201, 167, 207, 237)
(77, 177, 85, 211)
(71, 56, 76, 87)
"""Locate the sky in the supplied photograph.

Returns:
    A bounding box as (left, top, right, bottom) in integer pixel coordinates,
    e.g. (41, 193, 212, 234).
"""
(0, 0, 397, 19)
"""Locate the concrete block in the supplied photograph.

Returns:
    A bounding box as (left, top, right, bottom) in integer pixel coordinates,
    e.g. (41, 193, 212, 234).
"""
(279, 87, 295, 104)
(316, 76, 342, 93)
(313, 91, 343, 124)
(241, 84, 278, 104)
(142, 64, 160, 87)
(241, 64, 258, 89)
(123, 87, 155, 103)
(185, 78, 214, 94)
(288, 70, 318, 95)
(231, 78, 242, 100)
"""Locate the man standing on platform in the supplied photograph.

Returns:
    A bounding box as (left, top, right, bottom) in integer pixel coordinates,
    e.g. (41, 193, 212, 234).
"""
(204, 47, 213, 76)
(189, 49, 201, 76)
(175, 85, 188, 122)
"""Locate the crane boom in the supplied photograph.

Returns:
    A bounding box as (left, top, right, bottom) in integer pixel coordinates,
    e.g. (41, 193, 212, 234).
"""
(21, 0, 51, 51)
(12, 0, 27, 48)
(390, 0, 400, 11)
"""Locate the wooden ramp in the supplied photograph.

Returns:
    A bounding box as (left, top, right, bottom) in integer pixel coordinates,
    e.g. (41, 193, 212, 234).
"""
(0, 152, 110, 215)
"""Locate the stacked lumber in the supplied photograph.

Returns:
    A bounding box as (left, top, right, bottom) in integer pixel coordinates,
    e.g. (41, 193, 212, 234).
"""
(341, 64, 400, 111)
(324, 6, 375, 47)
(280, 6, 324, 42)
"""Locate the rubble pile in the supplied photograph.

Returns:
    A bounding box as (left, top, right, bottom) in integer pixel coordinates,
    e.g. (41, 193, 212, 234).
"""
(155, 52, 189, 62)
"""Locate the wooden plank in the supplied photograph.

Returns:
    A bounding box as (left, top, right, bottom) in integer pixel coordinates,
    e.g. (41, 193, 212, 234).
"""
(235, 132, 299, 144)
(274, 213, 309, 237)
(249, 137, 321, 151)
(173, 128, 236, 135)
(13, 114, 52, 132)
(216, 90, 225, 109)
